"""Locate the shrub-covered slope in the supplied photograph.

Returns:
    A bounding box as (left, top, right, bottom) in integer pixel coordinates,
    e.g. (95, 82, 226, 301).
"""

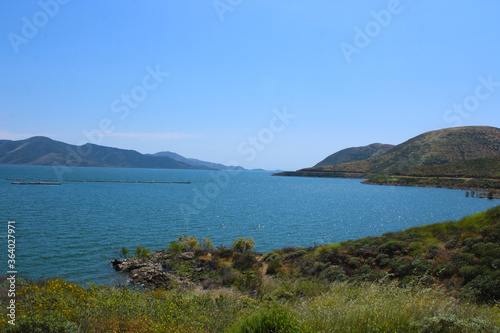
(314, 143, 394, 167)
(277, 126, 500, 180)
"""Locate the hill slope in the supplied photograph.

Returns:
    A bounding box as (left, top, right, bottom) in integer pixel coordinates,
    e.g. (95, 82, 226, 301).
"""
(279, 126, 500, 179)
(0, 136, 196, 169)
(153, 151, 245, 170)
(315, 143, 394, 167)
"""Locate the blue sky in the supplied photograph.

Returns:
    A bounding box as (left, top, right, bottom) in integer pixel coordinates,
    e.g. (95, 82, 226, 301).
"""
(1, 1, 499, 170)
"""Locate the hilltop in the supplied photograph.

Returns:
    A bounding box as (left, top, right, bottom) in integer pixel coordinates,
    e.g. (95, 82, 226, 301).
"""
(276, 126, 500, 191)
(315, 143, 394, 167)
(0, 136, 241, 171)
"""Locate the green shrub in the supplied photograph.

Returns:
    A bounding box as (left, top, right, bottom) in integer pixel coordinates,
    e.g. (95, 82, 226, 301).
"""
(201, 237, 214, 251)
(234, 270, 262, 292)
(445, 239, 458, 250)
(391, 258, 411, 277)
(168, 241, 183, 254)
(348, 257, 361, 268)
(177, 235, 200, 251)
(232, 238, 255, 253)
(319, 266, 347, 282)
(453, 253, 476, 265)
(459, 265, 483, 282)
(233, 253, 257, 271)
(230, 306, 300, 333)
(471, 242, 500, 259)
(134, 245, 151, 259)
(120, 246, 130, 258)
(380, 240, 406, 255)
(283, 249, 307, 261)
(462, 275, 500, 302)
(266, 259, 283, 275)
(261, 252, 281, 262)
(375, 253, 391, 266)
(411, 259, 431, 275)
(215, 245, 234, 258)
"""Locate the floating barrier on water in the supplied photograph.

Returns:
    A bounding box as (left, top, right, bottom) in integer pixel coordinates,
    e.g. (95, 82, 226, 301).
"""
(12, 182, 62, 185)
(6, 178, 26, 181)
(10, 179, 190, 185)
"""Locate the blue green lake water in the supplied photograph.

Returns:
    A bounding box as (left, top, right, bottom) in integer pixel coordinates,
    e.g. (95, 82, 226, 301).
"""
(0, 165, 498, 284)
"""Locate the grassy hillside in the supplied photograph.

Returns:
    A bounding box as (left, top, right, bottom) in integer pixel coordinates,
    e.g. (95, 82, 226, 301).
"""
(305, 126, 500, 176)
(3, 205, 500, 332)
(314, 143, 394, 167)
(276, 127, 500, 191)
(363, 156, 500, 192)
(397, 156, 500, 179)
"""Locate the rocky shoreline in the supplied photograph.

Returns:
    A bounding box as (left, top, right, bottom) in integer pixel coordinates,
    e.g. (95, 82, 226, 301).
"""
(112, 250, 220, 290)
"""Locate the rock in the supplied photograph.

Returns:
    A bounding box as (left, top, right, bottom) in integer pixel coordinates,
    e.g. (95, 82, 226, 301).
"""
(179, 252, 195, 260)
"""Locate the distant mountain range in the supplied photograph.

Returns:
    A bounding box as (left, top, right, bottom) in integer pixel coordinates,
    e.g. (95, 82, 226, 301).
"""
(152, 151, 244, 171)
(275, 126, 500, 182)
(0, 136, 244, 171)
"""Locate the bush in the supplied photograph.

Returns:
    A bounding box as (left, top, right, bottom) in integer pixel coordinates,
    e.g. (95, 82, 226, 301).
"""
(234, 270, 262, 292)
(168, 241, 183, 254)
(319, 266, 347, 282)
(233, 253, 258, 271)
(232, 238, 255, 253)
(215, 245, 234, 259)
(230, 306, 300, 333)
(201, 237, 214, 251)
(266, 259, 282, 275)
(380, 240, 406, 255)
(459, 265, 483, 282)
(120, 247, 130, 258)
(177, 235, 200, 251)
(462, 275, 500, 302)
(283, 249, 307, 261)
(391, 258, 411, 277)
(134, 246, 151, 259)
(445, 239, 458, 250)
(261, 252, 281, 262)
(375, 253, 391, 266)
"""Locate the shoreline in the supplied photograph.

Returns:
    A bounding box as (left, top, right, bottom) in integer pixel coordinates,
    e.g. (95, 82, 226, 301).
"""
(274, 171, 500, 199)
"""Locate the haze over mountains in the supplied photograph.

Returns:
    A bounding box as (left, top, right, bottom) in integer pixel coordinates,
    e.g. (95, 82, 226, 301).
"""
(277, 126, 500, 179)
(0, 136, 243, 171)
(152, 151, 244, 171)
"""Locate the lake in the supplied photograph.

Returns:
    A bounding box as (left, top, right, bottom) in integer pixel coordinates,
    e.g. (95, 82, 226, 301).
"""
(0, 165, 498, 285)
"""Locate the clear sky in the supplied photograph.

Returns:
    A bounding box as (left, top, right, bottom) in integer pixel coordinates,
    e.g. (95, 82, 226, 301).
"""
(1, 1, 499, 170)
